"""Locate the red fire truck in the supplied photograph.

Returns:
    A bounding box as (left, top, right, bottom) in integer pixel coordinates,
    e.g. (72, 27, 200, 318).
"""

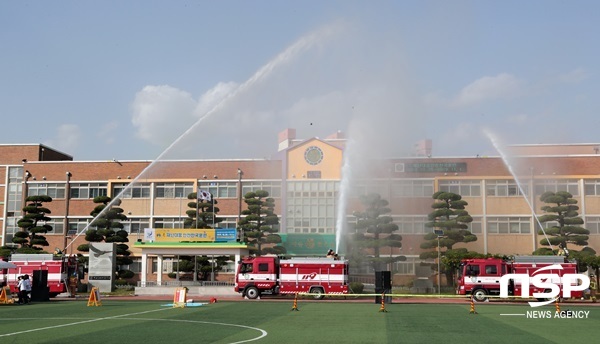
(234, 255, 349, 299)
(0, 254, 78, 297)
(457, 256, 586, 302)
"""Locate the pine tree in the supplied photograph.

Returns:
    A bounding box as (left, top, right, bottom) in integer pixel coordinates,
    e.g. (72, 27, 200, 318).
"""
(420, 191, 476, 284)
(535, 191, 590, 255)
(238, 190, 284, 255)
(14, 195, 53, 252)
(351, 193, 403, 271)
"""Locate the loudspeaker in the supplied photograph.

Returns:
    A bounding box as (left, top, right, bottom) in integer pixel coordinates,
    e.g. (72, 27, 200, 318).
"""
(375, 271, 391, 289)
(31, 270, 50, 302)
(375, 271, 392, 304)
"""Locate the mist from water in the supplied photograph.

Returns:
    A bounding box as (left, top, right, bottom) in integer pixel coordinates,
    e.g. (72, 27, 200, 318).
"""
(484, 128, 553, 249)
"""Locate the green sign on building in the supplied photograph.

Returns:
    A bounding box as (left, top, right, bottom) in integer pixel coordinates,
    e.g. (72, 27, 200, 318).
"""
(280, 234, 336, 256)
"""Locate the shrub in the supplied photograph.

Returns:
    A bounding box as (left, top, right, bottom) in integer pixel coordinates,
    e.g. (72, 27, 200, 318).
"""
(349, 282, 364, 294)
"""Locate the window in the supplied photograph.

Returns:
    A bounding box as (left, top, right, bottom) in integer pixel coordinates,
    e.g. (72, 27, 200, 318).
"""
(393, 260, 416, 275)
(125, 218, 151, 234)
(439, 180, 481, 197)
(70, 183, 108, 199)
(585, 217, 600, 235)
(155, 182, 193, 198)
(486, 180, 528, 197)
(121, 258, 142, 273)
(286, 181, 338, 234)
(394, 216, 428, 234)
(534, 179, 579, 196)
(113, 183, 151, 199)
(240, 263, 253, 273)
(391, 179, 435, 197)
(466, 265, 480, 276)
(487, 217, 531, 234)
(27, 182, 66, 199)
(468, 217, 483, 234)
(67, 218, 93, 235)
(44, 218, 65, 235)
(258, 263, 269, 272)
(242, 181, 282, 198)
(154, 217, 182, 229)
(584, 180, 600, 196)
(485, 265, 498, 275)
(199, 182, 237, 198)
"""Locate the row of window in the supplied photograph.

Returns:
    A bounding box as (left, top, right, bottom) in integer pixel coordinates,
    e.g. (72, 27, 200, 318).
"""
(24, 179, 600, 200)
(439, 179, 581, 197)
(25, 181, 282, 200)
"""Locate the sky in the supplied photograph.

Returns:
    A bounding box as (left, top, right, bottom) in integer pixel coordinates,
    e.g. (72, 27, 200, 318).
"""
(2, 1, 600, 162)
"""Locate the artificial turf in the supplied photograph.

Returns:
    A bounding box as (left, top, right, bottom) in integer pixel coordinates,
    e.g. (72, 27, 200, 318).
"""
(0, 300, 598, 343)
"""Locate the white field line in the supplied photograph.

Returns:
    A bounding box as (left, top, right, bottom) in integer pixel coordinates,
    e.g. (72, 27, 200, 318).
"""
(0, 308, 169, 337)
(0, 310, 268, 343)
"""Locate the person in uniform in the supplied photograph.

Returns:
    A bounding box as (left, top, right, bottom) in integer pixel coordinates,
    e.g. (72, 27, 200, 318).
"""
(590, 274, 597, 303)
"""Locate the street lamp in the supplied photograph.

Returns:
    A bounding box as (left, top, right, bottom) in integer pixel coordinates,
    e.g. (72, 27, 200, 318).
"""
(237, 168, 244, 242)
(433, 229, 444, 296)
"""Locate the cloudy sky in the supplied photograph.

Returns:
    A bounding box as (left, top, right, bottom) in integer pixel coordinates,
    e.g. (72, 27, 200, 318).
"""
(1, 1, 599, 161)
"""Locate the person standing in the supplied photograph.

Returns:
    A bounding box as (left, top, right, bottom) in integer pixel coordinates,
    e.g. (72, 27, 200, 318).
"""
(16, 276, 23, 304)
(590, 274, 597, 303)
(23, 275, 32, 303)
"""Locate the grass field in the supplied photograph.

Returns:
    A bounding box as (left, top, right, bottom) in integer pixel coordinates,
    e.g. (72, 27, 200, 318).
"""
(0, 299, 598, 344)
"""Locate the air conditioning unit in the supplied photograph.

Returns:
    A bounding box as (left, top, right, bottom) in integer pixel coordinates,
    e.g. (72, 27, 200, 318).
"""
(395, 163, 405, 173)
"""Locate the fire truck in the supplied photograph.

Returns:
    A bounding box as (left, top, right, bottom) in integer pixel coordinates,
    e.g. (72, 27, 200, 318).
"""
(234, 255, 349, 299)
(457, 255, 586, 302)
(0, 254, 78, 297)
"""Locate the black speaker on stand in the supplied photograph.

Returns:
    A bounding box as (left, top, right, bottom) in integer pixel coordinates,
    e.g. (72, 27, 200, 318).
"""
(375, 271, 392, 304)
(31, 270, 50, 302)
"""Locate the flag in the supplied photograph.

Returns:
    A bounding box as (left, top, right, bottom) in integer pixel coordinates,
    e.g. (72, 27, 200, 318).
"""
(198, 190, 212, 202)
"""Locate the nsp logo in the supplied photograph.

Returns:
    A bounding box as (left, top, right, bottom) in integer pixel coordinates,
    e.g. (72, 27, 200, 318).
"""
(500, 264, 589, 307)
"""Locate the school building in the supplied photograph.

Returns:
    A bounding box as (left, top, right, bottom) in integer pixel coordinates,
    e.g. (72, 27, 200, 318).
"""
(1, 129, 600, 286)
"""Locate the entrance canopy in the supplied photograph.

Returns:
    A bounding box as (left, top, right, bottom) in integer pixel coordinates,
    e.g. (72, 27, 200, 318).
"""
(133, 241, 250, 287)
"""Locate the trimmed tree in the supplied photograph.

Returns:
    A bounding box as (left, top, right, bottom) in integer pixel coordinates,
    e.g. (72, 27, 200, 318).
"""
(420, 191, 476, 285)
(351, 193, 404, 271)
(13, 195, 53, 253)
(534, 191, 590, 255)
(238, 190, 284, 255)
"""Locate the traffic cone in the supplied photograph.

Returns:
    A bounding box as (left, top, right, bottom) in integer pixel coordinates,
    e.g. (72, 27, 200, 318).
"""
(291, 293, 299, 311)
(469, 296, 477, 314)
(379, 292, 388, 313)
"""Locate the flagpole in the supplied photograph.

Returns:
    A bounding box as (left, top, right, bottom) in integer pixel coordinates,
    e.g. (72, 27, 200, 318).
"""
(196, 190, 199, 229)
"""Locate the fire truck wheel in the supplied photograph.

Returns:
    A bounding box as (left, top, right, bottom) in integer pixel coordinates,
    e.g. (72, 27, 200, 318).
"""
(310, 287, 325, 300)
(472, 288, 488, 302)
(245, 286, 260, 299)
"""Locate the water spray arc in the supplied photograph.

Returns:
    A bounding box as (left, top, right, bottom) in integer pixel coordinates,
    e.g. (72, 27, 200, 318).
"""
(334, 140, 355, 253)
(484, 129, 553, 249)
(65, 23, 344, 251)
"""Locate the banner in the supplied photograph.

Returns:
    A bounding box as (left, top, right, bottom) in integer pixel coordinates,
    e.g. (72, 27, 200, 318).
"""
(155, 229, 215, 242)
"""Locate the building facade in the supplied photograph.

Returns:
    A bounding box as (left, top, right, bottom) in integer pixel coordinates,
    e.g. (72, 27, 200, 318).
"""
(2, 134, 600, 286)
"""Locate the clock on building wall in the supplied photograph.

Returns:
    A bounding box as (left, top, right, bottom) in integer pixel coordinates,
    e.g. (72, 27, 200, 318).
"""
(304, 146, 324, 165)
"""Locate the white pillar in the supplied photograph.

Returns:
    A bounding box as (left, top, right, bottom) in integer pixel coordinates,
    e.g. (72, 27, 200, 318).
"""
(157, 255, 163, 286)
(141, 253, 148, 287)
